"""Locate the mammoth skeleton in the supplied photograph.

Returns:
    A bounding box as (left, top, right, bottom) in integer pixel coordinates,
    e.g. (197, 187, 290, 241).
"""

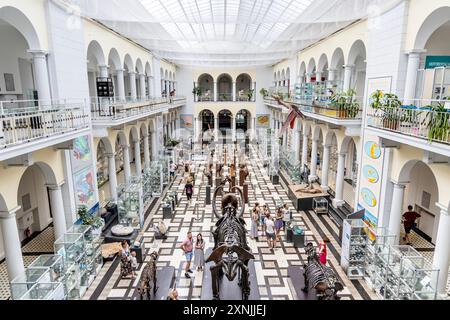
(206, 186, 255, 300)
(138, 251, 159, 300)
(302, 242, 344, 300)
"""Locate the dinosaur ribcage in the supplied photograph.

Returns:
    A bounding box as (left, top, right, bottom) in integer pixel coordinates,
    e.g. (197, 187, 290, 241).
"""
(304, 261, 334, 289)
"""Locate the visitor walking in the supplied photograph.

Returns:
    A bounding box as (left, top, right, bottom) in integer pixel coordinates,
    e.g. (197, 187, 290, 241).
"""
(282, 204, 291, 231)
(251, 203, 260, 240)
(183, 177, 194, 206)
(402, 205, 421, 245)
(180, 231, 194, 278)
(265, 214, 276, 250)
(120, 240, 133, 278)
(130, 251, 138, 279)
(169, 160, 177, 181)
(260, 205, 268, 234)
(194, 233, 205, 271)
(275, 207, 284, 241)
(318, 238, 329, 265)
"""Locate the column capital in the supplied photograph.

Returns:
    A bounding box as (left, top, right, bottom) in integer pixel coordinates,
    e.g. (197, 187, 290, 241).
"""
(322, 143, 333, 148)
(128, 71, 137, 75)
(406, 49, 427, 56)
(327, 68, 337, 72)
(27, 49, 48, 57)
(46, 183, 63, 191)
(435, 202, 449, 215)
(343, 64, 355, 70)
(390, 179, 408, 188)
(106, 153, 115, 159)
(98, 64, 109, 69)
(122, 144, 130, 150)
(0, 206, 21, 219)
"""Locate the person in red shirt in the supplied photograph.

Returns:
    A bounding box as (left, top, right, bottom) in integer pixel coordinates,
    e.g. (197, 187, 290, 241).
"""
(180, 231, 194, 278)
(402, 205, 421, 245)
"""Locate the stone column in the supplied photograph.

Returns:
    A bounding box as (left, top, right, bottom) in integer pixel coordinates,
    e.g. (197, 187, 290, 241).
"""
(214, 82, 218, 102)
(432, 203, 450, 295)
(142, 135, 150, 169)
(388, 182, 406, 243)
(139, 74, 147, 99)
(404, 51, 423, 106)
(107, 153, 118, 201)
(151, 131, 158, 160)
(301, 133, 308, 170)
(343, 65, 354, 92)
(99, 65, 109, 78)
(232, 82, 236, 101)
(147, 76, 153, 97)
(0, 207, 25, 282)
(214, 116, 219, 142)
(232, 116, 236, 142)
(47, 184, 67, 240)
(29, 50, 52, 104)
(134, 140, 142, 175)
(316, 71, 322, 82)
(116, 69, 126, 101)
(306, 73, 312, 83)
(193, 81, 198, 102)
(309, 138, 319, 181)
(332, 153, 346, 207)
(129, 72, 137, 101)
(294, 127, 301, 162)
(321, 144, 331, 190)
(328, 69, 337, 82)
(123, 145, 131, 184)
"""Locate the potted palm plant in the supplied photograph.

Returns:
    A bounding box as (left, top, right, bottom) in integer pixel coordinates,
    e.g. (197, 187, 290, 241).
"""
(381, 93, 402, 130)
(246, 89, 255, 101)
(426, 99, 450, 143)
(259, 88, 268, 98)
(78, 206, 104, 236)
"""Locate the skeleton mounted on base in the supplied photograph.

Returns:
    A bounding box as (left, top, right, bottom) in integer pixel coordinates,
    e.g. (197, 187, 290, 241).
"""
(138, 251, 159, 300)
(206, 186, 255, 300)
(302, 242, 344, 300)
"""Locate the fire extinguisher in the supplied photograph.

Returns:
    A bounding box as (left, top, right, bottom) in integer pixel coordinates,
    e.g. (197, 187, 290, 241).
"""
(25, 227, 31, 238)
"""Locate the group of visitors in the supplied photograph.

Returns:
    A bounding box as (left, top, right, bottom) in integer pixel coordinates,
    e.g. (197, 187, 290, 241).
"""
(180, 231, 205, 278)
(120, 240, 138, 279)
(250, 202, 291, 250)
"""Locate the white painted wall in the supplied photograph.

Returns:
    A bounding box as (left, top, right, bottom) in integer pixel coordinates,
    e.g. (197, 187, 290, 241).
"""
(46, 1, 90, 104)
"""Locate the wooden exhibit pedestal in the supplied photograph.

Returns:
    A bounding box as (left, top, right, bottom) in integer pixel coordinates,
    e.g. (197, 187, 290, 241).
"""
(132, 266, 175, 300)
(201, 249, 260, 300)
(287, 184, 330, 211)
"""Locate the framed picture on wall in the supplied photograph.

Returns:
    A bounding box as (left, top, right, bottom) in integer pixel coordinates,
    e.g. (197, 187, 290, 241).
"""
(4, 73, 15, 91)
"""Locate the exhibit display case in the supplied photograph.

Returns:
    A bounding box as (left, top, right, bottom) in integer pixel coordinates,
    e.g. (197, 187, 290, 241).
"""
(17, 282, 65, 300)
(147, 161, 163, 197)
(10, 268, 52, 300)
(280, 150, 301, 184)
(341, 219, 368, 279)
(28, 255, 64, 282)
(117, 177, 144, 229)
(313, 197, 328, 214)
(54, 233, 85, 265)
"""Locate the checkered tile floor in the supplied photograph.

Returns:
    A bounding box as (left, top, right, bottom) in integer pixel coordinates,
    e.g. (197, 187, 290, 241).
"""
(89, 144, 377, 300)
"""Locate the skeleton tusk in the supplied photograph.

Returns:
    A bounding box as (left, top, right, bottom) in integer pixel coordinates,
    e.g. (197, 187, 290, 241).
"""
(212, 186, 224, 219)
(230, 186, 245, 218)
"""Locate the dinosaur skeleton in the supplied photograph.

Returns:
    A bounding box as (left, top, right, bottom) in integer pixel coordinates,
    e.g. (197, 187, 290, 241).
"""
(138, 251, 159, 300)
(302, 242, 344, 300)
(206, 186, 255, 300)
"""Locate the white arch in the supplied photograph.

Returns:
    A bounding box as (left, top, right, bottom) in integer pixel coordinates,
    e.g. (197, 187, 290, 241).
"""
(135, 58, 144, 74)
(330, 47, 345, 69)
(347, 40, 367, 66)
(307, 58, 316, 74)
(286, 67, 291, 80)
(87, 40, 106, 66)
(414, 7, 450, 49)
(145, 62, 152, 76)
(0, 6, 40, 49)
(123, 54, 134, 71)
(318, 53, 329, 72)
(108, 48, 122, 70)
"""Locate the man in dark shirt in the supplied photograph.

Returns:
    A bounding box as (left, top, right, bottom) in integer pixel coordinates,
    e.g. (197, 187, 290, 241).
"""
(402, 205, 421, 245)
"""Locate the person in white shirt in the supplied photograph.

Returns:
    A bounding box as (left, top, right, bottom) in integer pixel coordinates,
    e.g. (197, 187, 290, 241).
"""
(130, 251, 138, 279)
(169, 160, 177, 181)
(264, 214, 276, 249)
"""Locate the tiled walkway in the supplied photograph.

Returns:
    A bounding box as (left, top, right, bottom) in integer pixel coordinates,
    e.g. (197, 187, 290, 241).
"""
(89, 144, 377, 300)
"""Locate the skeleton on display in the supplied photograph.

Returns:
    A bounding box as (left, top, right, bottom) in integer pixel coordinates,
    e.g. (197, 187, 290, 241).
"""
(302, 242, 344, 300)
(154, 220, 168, 239)
(138, 251, 159, 300)
(206, 186, 255, 300)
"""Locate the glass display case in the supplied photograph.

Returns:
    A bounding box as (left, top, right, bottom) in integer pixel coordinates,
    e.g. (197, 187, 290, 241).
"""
(280, 150, 301, 184)
(146, 161, 163, 197)
(62, 262, 81, 300)
(18, 282, 65, 300)
(10, 268, 52, 300)
(117, 177, 144, 229)
(28, 255, 64, 282)
(341, 219, 368, 279)
(313, 197, 328, 214)
(54, 233, 85, 265)
(410, 268, 439, 300)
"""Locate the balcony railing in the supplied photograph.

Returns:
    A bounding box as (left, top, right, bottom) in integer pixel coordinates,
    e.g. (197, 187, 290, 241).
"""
(0, 100, 90, 149)
(366, 98, 450, 145)
(218, 93, 233, 102)
(264, 95, 363, 120)
(90, 96, 186, 120)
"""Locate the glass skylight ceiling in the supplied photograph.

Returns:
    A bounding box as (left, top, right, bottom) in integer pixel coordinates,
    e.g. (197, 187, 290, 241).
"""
(70, 0, 403, 67)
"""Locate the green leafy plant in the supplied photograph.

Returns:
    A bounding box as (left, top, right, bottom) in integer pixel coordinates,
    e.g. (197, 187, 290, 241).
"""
(78, 206, 103, 229)
(425, 100, 450, 142)
(246, 89, 255, 101)
(330, 89, 360, 118)
(370, 90, 384, 109)
(259, 88, 268, 97)
(192, 87, 202, 97)
(165, 138, 180, 148)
